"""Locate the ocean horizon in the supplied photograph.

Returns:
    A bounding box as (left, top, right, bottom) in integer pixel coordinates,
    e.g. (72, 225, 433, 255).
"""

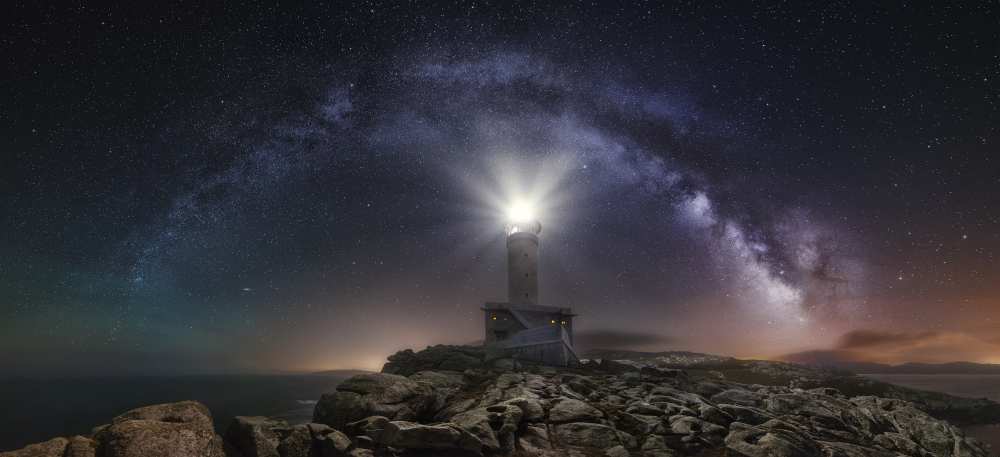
(0, 373, 356, 452)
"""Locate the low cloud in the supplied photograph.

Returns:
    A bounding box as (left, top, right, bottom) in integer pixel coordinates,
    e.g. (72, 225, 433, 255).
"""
(783, 328, 1000, 365)
(835, 330, 941, 350)
(575, 329, 673, 351)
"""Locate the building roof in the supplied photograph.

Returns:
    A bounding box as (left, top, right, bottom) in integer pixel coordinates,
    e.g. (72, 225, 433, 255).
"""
(482, 301, 575, 316)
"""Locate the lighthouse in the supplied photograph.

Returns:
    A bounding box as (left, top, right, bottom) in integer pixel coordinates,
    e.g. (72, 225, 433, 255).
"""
(506, 219, 541, 304)
(483, 206, 577, 366)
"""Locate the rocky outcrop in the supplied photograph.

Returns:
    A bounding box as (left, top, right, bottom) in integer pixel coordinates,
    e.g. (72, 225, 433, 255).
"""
(312, 373, 437, 429)
(2, 346, 993, 457)
(0, 438, 69, 457)
(381, 345, 518, 377)
(313, 345, 989, 457)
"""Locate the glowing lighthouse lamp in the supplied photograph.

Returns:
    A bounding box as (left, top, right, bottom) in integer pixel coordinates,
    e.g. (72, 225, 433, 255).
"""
(505, 200, 541, 236)
(482, 197, 577, 366)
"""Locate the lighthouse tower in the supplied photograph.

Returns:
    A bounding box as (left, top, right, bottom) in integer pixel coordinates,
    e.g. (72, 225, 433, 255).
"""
(506, 220, 541, 304)
(483, 217, 577, 366)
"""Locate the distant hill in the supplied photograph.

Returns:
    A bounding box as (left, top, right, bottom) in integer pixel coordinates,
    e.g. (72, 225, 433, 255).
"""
(310, 369, 373, 377)
(781, 350, 1000, 374)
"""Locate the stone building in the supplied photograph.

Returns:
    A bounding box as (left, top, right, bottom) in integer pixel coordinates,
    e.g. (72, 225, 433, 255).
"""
(483, 219, 577, 366)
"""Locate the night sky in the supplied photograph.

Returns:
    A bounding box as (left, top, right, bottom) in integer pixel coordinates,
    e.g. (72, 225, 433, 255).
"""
(3, 2, 999, 375)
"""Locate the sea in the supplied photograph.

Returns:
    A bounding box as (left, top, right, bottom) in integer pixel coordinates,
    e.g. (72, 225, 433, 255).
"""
(0, 373, 355, 452)
(863, 374, 1000, 453)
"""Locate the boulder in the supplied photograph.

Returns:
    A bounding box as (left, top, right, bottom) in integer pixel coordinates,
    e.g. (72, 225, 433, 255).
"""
(553, 422, 622, 450)
(313, 392, 367, 431)
(111, 400, 215, 430)
(499, 397, 544, 422)
(710, 388, 762, 407)
(378, 421, 482, 453)
(451, 404, 523, 451)
(724, 421, 821, 457)
(548, 398, 603, 423)
(0, 438, 68, 457)
(313, 373, 432, 429)
(306, 424, 352, 457)
(517, 425, 551, 454)
(224, 416, 286, 457)
(96, 401, 226, 457)
(343, 416, 390, 442)
(275, 425, 313, 457)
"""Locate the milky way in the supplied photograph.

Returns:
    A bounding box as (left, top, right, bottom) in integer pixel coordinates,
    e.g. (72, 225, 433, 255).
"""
(3, 2, 998, 374)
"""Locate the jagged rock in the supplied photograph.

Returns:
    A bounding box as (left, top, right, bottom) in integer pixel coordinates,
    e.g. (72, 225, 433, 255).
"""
(224, 416, 286, 457)
(553, 422, 622, 450)
(549, 398, 603, 423)
(697, 403, 734, 426)
(500, 397, 544, 422)
(640, 366, 686, 381)
(378, 421, 482, 453)
(112, 400, 215, 430)
(343, 416, 389, 443)
(614, 411, 659, 436)
(307, 423, 352, 457)
(625, 401, 662, 416)
(517, 424, 551, 454)
(604, 444, 631, 457)
(717, 404, 775, 425)
(818, 441, 898, 457)
(409, 370, 465, 389)
(96, 401, 226, 457)
(597, 359, 642, 374)
(725, 421, 821, 457)
(0, 438, 68, 457)
(275, 425, 314, 457)
(850, 396, 985, 457)
(381, 345, 489, 376)
(64, 436, 96, 457)
(313, 392, 367, 430)
(451, 403, 523, 451)
(313, 374, 432, 429)
(1, 437, 95, 457)
(711, 388, 762, 407)
(337, 373, 426, 404)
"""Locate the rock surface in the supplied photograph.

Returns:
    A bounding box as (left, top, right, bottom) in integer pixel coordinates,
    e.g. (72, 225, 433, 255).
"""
(95, 401, 227, 457)
(2, 346, 995, 457)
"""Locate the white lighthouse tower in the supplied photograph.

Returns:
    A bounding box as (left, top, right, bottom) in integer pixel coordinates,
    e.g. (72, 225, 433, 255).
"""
(506, 220, 541, 304)
(483, 209, 577, 366)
